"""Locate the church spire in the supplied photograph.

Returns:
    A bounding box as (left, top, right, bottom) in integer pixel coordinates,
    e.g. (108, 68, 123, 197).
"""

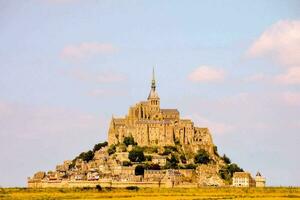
(148, 67, 159, 100)
(151, 67, 156, 90)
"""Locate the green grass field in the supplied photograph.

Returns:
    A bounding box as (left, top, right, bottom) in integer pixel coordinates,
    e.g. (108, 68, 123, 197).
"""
(1, 187, 300, 200)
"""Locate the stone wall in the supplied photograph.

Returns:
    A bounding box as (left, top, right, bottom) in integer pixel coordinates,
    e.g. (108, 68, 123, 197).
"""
(28, 180, 203, 188)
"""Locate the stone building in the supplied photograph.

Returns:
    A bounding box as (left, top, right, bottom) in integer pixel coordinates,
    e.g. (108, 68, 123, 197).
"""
(255, 172, 266, 187)
(108, 70, 214, 154)
(232, 172, 256, 187)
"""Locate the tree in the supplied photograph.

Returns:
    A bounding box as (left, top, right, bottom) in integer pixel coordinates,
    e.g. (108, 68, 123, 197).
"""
(213, 145, 219, 156)
(93, 141, 108, 152)
(219, 163, 243, 182)
(123, 136, 137, 146)
(227, 163, 243, 175)
(107, 145, 116, 155)
(78, 150, 94, 162)
(128, 147, 145, 162)
(222, 154, 231, 164)
(164, 154, 179, 169)
(194, 149, 210, 164)
(145, 155, 152, 161)
(135, 165, 145, 176)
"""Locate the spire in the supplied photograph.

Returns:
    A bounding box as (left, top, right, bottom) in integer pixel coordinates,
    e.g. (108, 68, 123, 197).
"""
(148, 67, 159, 100)
(151, 67, 156, 90)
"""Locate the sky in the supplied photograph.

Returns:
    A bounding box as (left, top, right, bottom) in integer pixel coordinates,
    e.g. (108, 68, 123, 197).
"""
(0, 0, 300, 187)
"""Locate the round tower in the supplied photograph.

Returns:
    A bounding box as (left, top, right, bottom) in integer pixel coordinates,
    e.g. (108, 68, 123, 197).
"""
(255, 171, 266, 187)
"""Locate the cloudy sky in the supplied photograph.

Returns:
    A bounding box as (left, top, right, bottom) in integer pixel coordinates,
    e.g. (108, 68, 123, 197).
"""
(0, 0, 299, 187)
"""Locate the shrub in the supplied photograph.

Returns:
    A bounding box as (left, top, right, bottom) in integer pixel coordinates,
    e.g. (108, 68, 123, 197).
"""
(213, 145, 219, 156)
(164, 154, 179, 169)
(222, 154, 231, 164)
(135, 165, 145, 176)
(123, 136, 137, 146)
(129, 147, 145, 162)
(78, 150, 94, 162)
(107, 145, 116, 155)
(184, 163, 197, 169)
(145, 155, 152, 161)
(93, 141, 108, 152)
(219, 163, 244, 182)
(194, 149, 210, 164)
(126, 186, 139, 191)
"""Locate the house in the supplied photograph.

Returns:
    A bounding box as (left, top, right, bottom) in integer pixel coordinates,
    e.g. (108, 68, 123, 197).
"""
(232, 172, 256, 187)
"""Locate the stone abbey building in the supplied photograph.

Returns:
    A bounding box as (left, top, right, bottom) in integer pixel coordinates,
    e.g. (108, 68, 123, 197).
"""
(108, 70, 214, 154)
(28, 70, 265, 188)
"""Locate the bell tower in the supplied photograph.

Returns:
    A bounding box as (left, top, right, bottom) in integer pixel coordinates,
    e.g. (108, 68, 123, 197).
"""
(148, 68, 160, 112)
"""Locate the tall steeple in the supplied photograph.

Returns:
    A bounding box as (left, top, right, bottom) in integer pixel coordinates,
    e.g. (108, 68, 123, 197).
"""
(151, 67, 156, 90)
(148, 67, 160, 102)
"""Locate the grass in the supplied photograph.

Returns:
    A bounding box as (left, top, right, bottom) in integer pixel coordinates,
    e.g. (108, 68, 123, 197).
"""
(0, 187, 300, 200)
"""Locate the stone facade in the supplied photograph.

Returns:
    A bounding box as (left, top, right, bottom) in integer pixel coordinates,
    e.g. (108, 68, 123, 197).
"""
(255, 172, 266, 187)
(108, 70, 213, 154)
(232, 172, 256, 187)
(28, 70, 266, 189)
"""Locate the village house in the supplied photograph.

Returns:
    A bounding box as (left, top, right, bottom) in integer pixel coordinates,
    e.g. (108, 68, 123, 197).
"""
(232, 172, 256, 187)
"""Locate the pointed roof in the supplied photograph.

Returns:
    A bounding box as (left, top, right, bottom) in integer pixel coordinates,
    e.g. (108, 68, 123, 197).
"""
(148, 67, 159, 100)
(256, 172, 262, 176)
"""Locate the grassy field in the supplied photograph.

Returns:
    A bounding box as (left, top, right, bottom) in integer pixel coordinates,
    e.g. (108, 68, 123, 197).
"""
(0, 187, 300, 200)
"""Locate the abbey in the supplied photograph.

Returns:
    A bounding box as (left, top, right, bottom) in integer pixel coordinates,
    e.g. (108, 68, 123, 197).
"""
(108, 70, 214, 154)
(28, 70, 265, 188)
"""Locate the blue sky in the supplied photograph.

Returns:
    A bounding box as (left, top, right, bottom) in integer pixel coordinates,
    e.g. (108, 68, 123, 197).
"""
(0, 0, 300, 187)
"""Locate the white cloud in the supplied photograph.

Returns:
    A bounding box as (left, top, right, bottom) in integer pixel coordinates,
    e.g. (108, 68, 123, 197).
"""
(247, 20, 300, 67)
(61, 42, 118, 61)
(282, 91, 300, 106)
(247, 20, 300, 85)
(188, 65, 225, 82)
(275, 67, 300, 85)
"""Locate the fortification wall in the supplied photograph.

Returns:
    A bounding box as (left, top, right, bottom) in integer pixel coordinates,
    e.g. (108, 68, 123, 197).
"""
(28, 180, 199, 188)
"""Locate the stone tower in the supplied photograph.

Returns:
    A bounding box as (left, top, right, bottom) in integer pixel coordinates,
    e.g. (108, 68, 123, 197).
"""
(255, 172, 266, 187)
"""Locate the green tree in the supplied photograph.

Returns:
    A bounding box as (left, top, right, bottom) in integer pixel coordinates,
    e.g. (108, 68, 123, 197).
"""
(107, 145, 116, 155)
(78, 150, 94, 162)
(164, 154, 179, 169)
(227, 163, 243, 175)
(123, 136, 137, 146)
(135, 165, 145, 176)
(129, 147, 145, 162)
(218, 163, 243, 182)
(93, 141, 108, 152)
(222, 154, 231, 164)
(194, 149, 210, 164)
(213, 145, 219, 156)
